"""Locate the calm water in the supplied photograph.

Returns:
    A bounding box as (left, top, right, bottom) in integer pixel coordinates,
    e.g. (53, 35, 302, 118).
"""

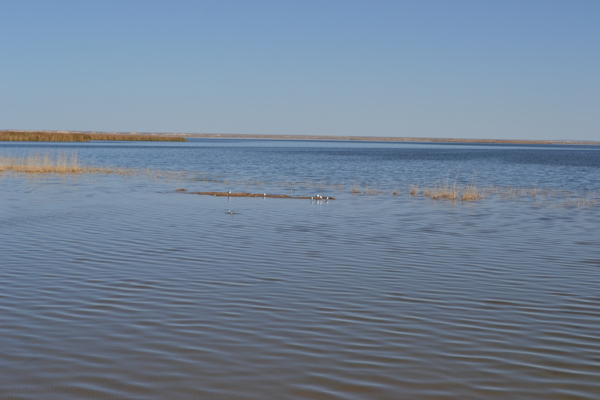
(1, 139, 599, 399)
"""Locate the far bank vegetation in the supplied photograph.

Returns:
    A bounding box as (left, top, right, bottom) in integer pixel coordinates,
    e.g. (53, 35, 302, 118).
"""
(0, 131, 186, 142)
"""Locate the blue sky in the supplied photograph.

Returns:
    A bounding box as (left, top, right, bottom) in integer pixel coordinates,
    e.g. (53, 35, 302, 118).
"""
(1, 0, 598, 140)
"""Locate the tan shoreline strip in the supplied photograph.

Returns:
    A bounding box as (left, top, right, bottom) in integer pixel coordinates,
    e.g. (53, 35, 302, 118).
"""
(179, 190, 335, 200)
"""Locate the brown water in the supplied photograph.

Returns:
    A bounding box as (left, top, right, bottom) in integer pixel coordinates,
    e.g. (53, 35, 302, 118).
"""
(1, 140, 599, 399)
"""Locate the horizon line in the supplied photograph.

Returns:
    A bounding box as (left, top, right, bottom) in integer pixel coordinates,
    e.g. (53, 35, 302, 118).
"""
(1, 129, 599, 145)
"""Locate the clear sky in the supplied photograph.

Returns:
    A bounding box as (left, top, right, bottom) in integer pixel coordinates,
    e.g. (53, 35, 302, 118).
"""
(1, 0, 598, 140)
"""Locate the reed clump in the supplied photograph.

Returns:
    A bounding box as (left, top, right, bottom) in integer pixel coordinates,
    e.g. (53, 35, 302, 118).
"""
(0, 152, 193, 185)
(461, 185, 485, 201)
(422, 182, 459, 200)
(0, 152, 138, 175)
(0, 152, 86, 173)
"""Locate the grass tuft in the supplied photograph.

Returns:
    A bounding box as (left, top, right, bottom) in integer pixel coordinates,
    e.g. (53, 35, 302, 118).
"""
(408, 184, 419, 196)
(461, 185, 484, 201)
(422, 182, 459, 200)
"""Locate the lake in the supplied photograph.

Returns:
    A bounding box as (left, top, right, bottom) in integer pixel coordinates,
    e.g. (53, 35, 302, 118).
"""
(1, 138, 599, 399)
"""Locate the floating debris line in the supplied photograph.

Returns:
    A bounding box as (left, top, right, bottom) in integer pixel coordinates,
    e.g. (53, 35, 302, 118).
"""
(176, 190, 335, 200)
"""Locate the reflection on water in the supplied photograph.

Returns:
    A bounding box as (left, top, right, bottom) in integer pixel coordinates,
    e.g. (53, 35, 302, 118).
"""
(0, 140, 599, 399)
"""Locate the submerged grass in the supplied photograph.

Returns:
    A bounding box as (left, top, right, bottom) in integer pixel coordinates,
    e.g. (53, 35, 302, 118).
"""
(404, 180, 599, 210)
(186, 172, 597, 211)
(364, 187, 386, 195)
(3, 153, 596, 211)
(350, 184, 362, 194)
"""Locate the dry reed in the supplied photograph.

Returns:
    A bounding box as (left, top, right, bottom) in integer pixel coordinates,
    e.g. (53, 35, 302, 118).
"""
(0, 152, 152, 177)
(0, 152, 87, 173)
(422, 182, 459, 200)
(461, 185, 484, 201)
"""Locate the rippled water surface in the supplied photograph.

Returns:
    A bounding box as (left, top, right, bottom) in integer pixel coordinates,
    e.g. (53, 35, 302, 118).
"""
(1, 139, 599, 399)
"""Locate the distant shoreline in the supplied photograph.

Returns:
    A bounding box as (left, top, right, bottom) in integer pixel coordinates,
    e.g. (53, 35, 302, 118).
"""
(182, 133, 600, 145)
(1, 130, 598, 145)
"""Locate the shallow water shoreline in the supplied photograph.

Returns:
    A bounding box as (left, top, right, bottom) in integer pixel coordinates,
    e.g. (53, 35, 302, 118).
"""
(1, 140, 599, 399)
